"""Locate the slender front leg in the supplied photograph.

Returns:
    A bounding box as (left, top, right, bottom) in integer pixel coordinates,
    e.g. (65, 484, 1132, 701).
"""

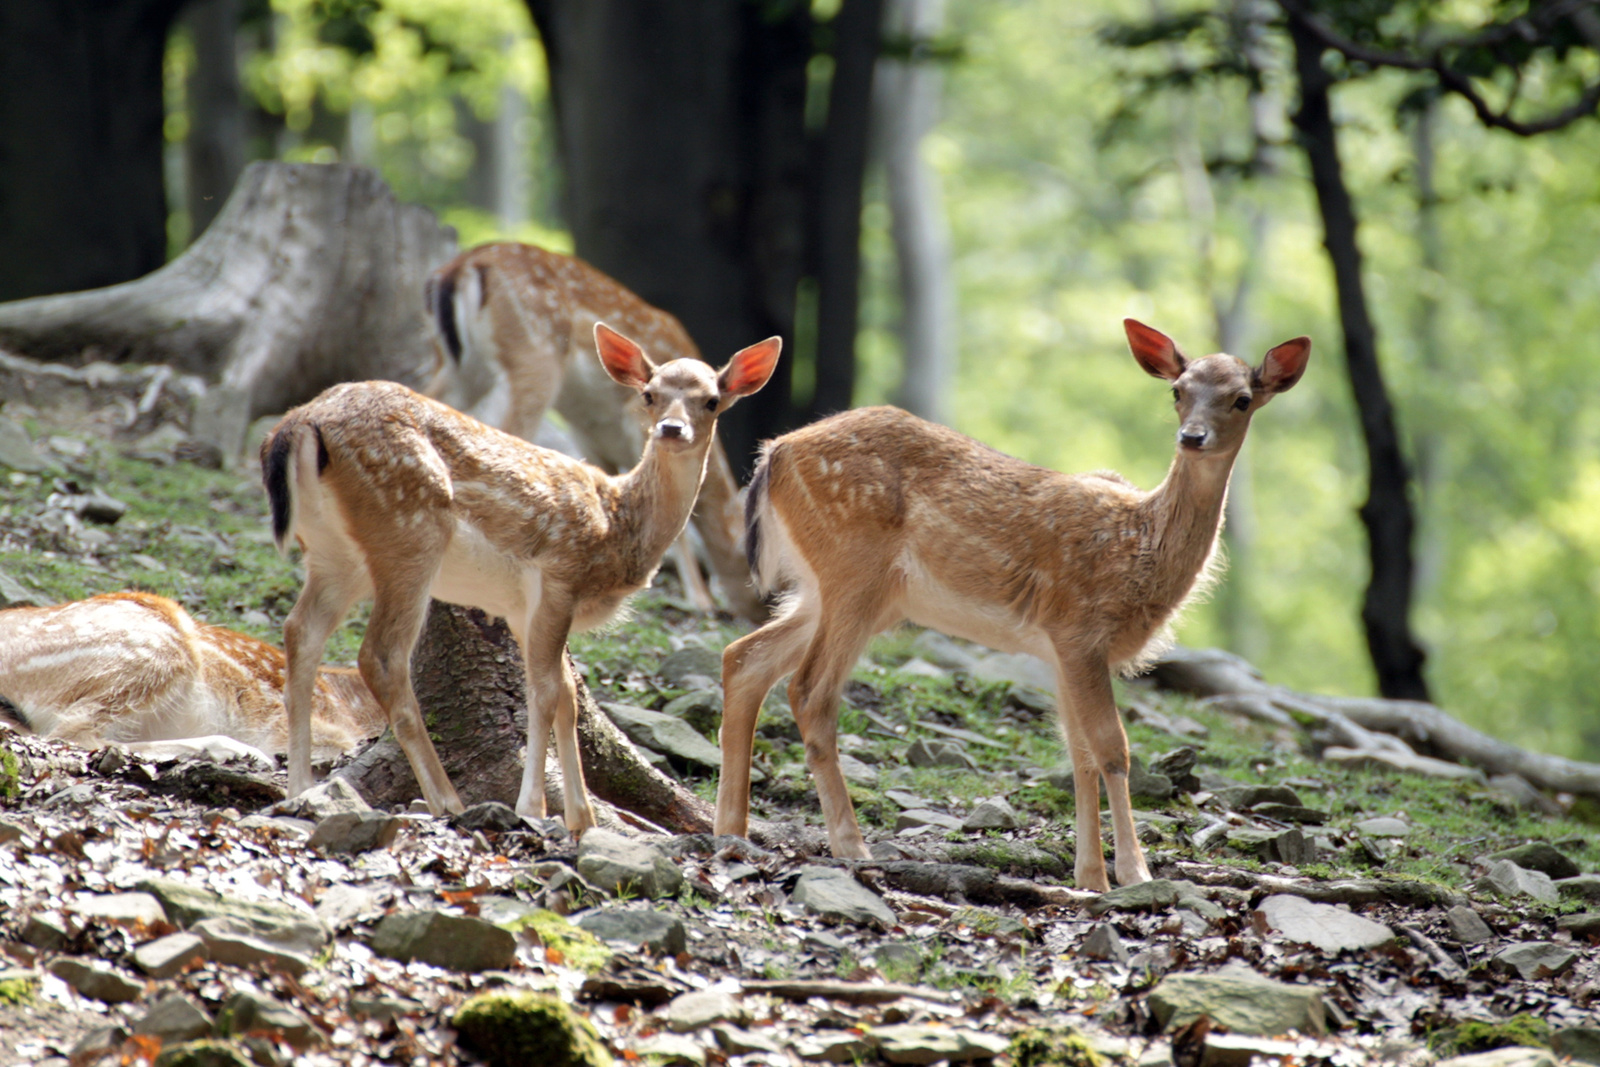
(715, 606, 816, 838)
(519, 616, 597, 834)
(282, 565, 361, 797)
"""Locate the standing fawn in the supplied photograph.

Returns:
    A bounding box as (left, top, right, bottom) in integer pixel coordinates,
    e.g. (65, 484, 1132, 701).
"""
(715, 320, 1310, 890)
(425, 242, 761, 620)
(0, 592, 384, 761)
(264, 324, 780, 829)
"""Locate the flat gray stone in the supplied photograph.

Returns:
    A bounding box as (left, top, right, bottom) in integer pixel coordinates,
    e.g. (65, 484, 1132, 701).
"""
(791, 866, 897, 930)
(602, 703, 725, 770)
(1213, 785, 1303, 810)
(1552, 1028, 1600, 1066)
(448, 802, 527, 834)
(21, 912, 70, 950)
(66, 891, 167, 928)
(1436, 1050, 1557, 1067)
(370, 910, 517, 972)
(910, 631, 980, 671)
(1558, 912, 1600, 938)
(133, 933, 208, 978)
(193, 915, 321, 976)
(271, 777, 371, 818)
(1088, 879, 1221, 920)
(1199, 1034, 1302, 1067)
(576, 907, 688, 955)
(1354, 816, 1410, 837)
(872, 1024, 1010, 1064)
(662, 689, 722, 734)
(1445, 905, 1494, 944)
(219, 990, 322, 1049)
(307, 810, 403, 853)
(713, 1024, 783, 1055)
(1147, 966, 1326, 1036)
(962, 797, 1021, 832)
(0, 417, 49, 472)
(133, 993, 213, 1043)
(968, 651, 1055, 691)
(576, 828, 685, 899)
(1081, 923, 1129, 964)
(1256, 895, 1393, 953)
(1486, 842, 1580, 880)
(904, 739, 977, 770)
(46, 957, 143, 1002)
(662, 989, 747, 1033)
(895, 809, 963, 832)
(658, 646, 723, 686)
(138, 878, 330, 947)
(68, 1026, 129, 1063)
(795, 1030, 875, 1063)
(1477, 860, 1558, 903)
(1226, 828, 1316, 865)
(1555, 874, 1600, 903)
(1489, 941, 1578, 980)
(314, 884, 386, 932)
(838, 752, 879, 786)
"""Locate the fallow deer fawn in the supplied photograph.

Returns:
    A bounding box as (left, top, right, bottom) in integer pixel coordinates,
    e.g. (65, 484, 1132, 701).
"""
(0, 592, 384, 760)
(424, 243, 761, 620)
(265, 324, 780, 829)
(715, 320, 1310, 890)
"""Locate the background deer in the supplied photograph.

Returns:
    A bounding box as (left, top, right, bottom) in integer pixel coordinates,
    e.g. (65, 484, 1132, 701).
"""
(265, 324, 779, 829)
(715, 319, 1310, 890)
(0, 592, 384, 762)
(425, 242, 763, 621)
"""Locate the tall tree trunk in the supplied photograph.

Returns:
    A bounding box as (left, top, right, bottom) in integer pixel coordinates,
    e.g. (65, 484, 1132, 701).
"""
(526, 0, 812, 478)
(0, 0, 187, 301)
(1289, 17, 1430, 702)
(183, 0, 246, 241)
(876, 0, 955, 425)
(801, 0, 885, 422)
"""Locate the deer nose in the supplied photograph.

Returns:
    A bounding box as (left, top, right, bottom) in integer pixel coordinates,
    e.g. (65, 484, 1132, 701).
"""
(1179, 427, 1208, 450)
(658, 420, 688, 441)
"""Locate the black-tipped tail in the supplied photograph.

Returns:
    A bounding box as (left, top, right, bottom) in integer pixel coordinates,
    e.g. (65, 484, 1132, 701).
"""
(263, 427, 295, 548)
(428, 268, 463, 364)
(0, 694, 32, 733)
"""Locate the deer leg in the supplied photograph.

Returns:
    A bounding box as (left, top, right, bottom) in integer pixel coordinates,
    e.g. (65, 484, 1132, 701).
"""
(672, 532, 718, 612)
(715, 605, 816, 839)
(518, 620, 595, 833)
(359, 583, 464, 816)
(282, 563, 364, 797)
(1056, 649, 1151, 889)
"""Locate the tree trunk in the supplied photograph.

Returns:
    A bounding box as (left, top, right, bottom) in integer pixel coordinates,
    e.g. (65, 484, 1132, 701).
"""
(0, 162, 455, 453)
(0, 0, 187, 302)
(526, 0, 812, 478)
(183, 0, 246, 242)
(1288, 17, 1431, 702)
(338, 601, 714, 833)
(876, 0, 955, 426)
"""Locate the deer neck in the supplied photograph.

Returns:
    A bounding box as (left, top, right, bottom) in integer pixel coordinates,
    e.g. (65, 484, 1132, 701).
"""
(611, 434, 713, 558)
(1140, 444, 1240, 589)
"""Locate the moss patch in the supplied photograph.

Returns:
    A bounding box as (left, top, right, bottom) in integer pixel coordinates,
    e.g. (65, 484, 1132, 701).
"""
(453, 990, 613, 1067)
(1430, 1015, 1551, 1058)
(1010, 1026, 1105, 1067)
(506, 909, 613, 974)
(0, 974, 36, 1005)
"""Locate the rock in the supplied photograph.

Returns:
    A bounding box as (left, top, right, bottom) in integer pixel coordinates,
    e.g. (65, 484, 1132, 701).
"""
(151, 1039, 256, 1067)
(46, 957, 144, 1002)
(1088, 879, 1221, 921)
(791, 866, 897, 929)
(1147, 966, 1326, 1036)
(68, 1026, 130, 1064)
(314, 884, 386, 932)
(1555, 874, 1600, 903)
(576, 829, 685, 898)
(576, 908, 688, 956)
(968, 651, 1056, 691)
(1128, 756, 1174, 801)
(307, 810, 403, 853)
(601, 703, 724, 771)
(662, 989, 747, 1032)
(1488, 942, 1578, 980)
(1444, 905, 1494, 944)
(632, 1032, 707, 1064)
(1486, 775, 1561, 815)
(905, 738, 978, 770)
(1198, 1034, 1302, 1067)
(713, 1024, 783, 1054)
(137, 878, 329, 946)
(804, 929, 848, 953)
(1354, 816, 1410, 837)
(0, 817, 26, 843)
(662, 689, 722, 734)
(838, 752, 879, 786)
(1150, 747, 1202, 792)
(454, 990, 614, 1067)
(133, 993, 215, 1043)
(1256, 895, 1393, 953)
(874, 941, 923, 974)
(66, 891, 167, 928)
(192, 915, 322, 976)
(896, 809, 964, 832)
(1486, 842, 1579, 880)
(658, 646, 723, 686)
(133, 933, 208, 978)
(269, 777, 371, 818)
(1552, 1028, 1600, 1065)
(1081, 923, 1130, 964)
(949, 906, 1033, 939)
(898, 657, 949, 678)
(1557, 912, 1600, 938)
(1248, 803, 1328, 825)
(1226, 828, 1316, 865)
(872, 1024, 1011, 1064)
(962, 797, 1022, 832)
(1434, 1050, 1557, 1067)
(1211, 784, 1303, 810)
(350, 994, 425, 1020)
(0, 417, 49, 472)
(21, 911, 70, 950)
(795, 1030, 875, 1063)
(886, 790, 930, 809)
(370, 910, 517, 972)
(449, 801, 528, 834)
(1476, 860, 1558, 903)
(910, 631, 980, 670)
(218, 990, 322, 1049)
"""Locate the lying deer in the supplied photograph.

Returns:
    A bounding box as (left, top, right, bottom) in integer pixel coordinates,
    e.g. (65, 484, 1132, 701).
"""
(715, 320, 1310, 890)
(424, 242, 762, 620)
(264, 324, 780, 829)
(0, 592, 384, 762)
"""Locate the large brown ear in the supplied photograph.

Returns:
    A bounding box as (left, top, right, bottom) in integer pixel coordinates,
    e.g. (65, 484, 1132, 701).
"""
(1253, 336, 1311, 396)
(1125, 319, 1187, 381)
(717, 337, 782, 401)
(594, 322, 656, 389)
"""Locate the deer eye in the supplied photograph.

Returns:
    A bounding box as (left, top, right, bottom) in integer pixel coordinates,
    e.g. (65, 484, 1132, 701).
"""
(705, 397, 718, 413)
(641, 391, 654, 406)
(1171, 386, 1180, 401)
(1233, 395, 1251, 411)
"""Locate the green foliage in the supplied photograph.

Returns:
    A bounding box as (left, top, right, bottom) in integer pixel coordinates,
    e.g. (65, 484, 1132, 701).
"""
(0, 973, 33, 1006)
(1010, 1026, 1105, 1067)
(1429, 1015, 1550, 1058)
(453, 990, 614, 1067)
(0, 744, 20, 802)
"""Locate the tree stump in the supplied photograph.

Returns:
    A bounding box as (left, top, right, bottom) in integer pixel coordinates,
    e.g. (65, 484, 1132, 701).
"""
(0, 162, 456, 454)
(336, 601, 714, 833)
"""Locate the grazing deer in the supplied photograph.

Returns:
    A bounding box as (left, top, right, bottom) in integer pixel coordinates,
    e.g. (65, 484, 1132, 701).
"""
(715, 320, 1310, 890)
(424, 242, 762, 620)
(0, 592, 384, 761)
(264, 324, 780, 828)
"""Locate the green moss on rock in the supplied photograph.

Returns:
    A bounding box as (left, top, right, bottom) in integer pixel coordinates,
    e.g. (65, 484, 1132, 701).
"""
(1010, 1027, 1105, 1067)
(502, 909, 613, 974)
(453, 991, 613, 1067)
(1432, 1015, 1551, 1058)
(151, 1040, 255, 1067)
(0, 974, 36, 1005)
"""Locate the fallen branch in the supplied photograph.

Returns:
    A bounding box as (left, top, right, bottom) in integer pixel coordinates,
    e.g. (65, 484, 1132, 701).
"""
(740, 979, 955, 1005)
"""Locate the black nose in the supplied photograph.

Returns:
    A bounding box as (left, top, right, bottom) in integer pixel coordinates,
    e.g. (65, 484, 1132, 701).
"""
(1179, 429, 1207, 449)
(659, 421, 686, 440)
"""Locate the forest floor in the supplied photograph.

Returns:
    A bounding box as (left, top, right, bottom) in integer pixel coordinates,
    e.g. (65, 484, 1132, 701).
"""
(1, 394, 1598, 1066)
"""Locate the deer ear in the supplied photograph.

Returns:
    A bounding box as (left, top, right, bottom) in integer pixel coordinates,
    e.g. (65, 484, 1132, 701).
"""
(594, 323, 656, 389)
(1253, 336, 1311, 396)
(717, 337, 782, 401)
(1125, 319, 1187, 381)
